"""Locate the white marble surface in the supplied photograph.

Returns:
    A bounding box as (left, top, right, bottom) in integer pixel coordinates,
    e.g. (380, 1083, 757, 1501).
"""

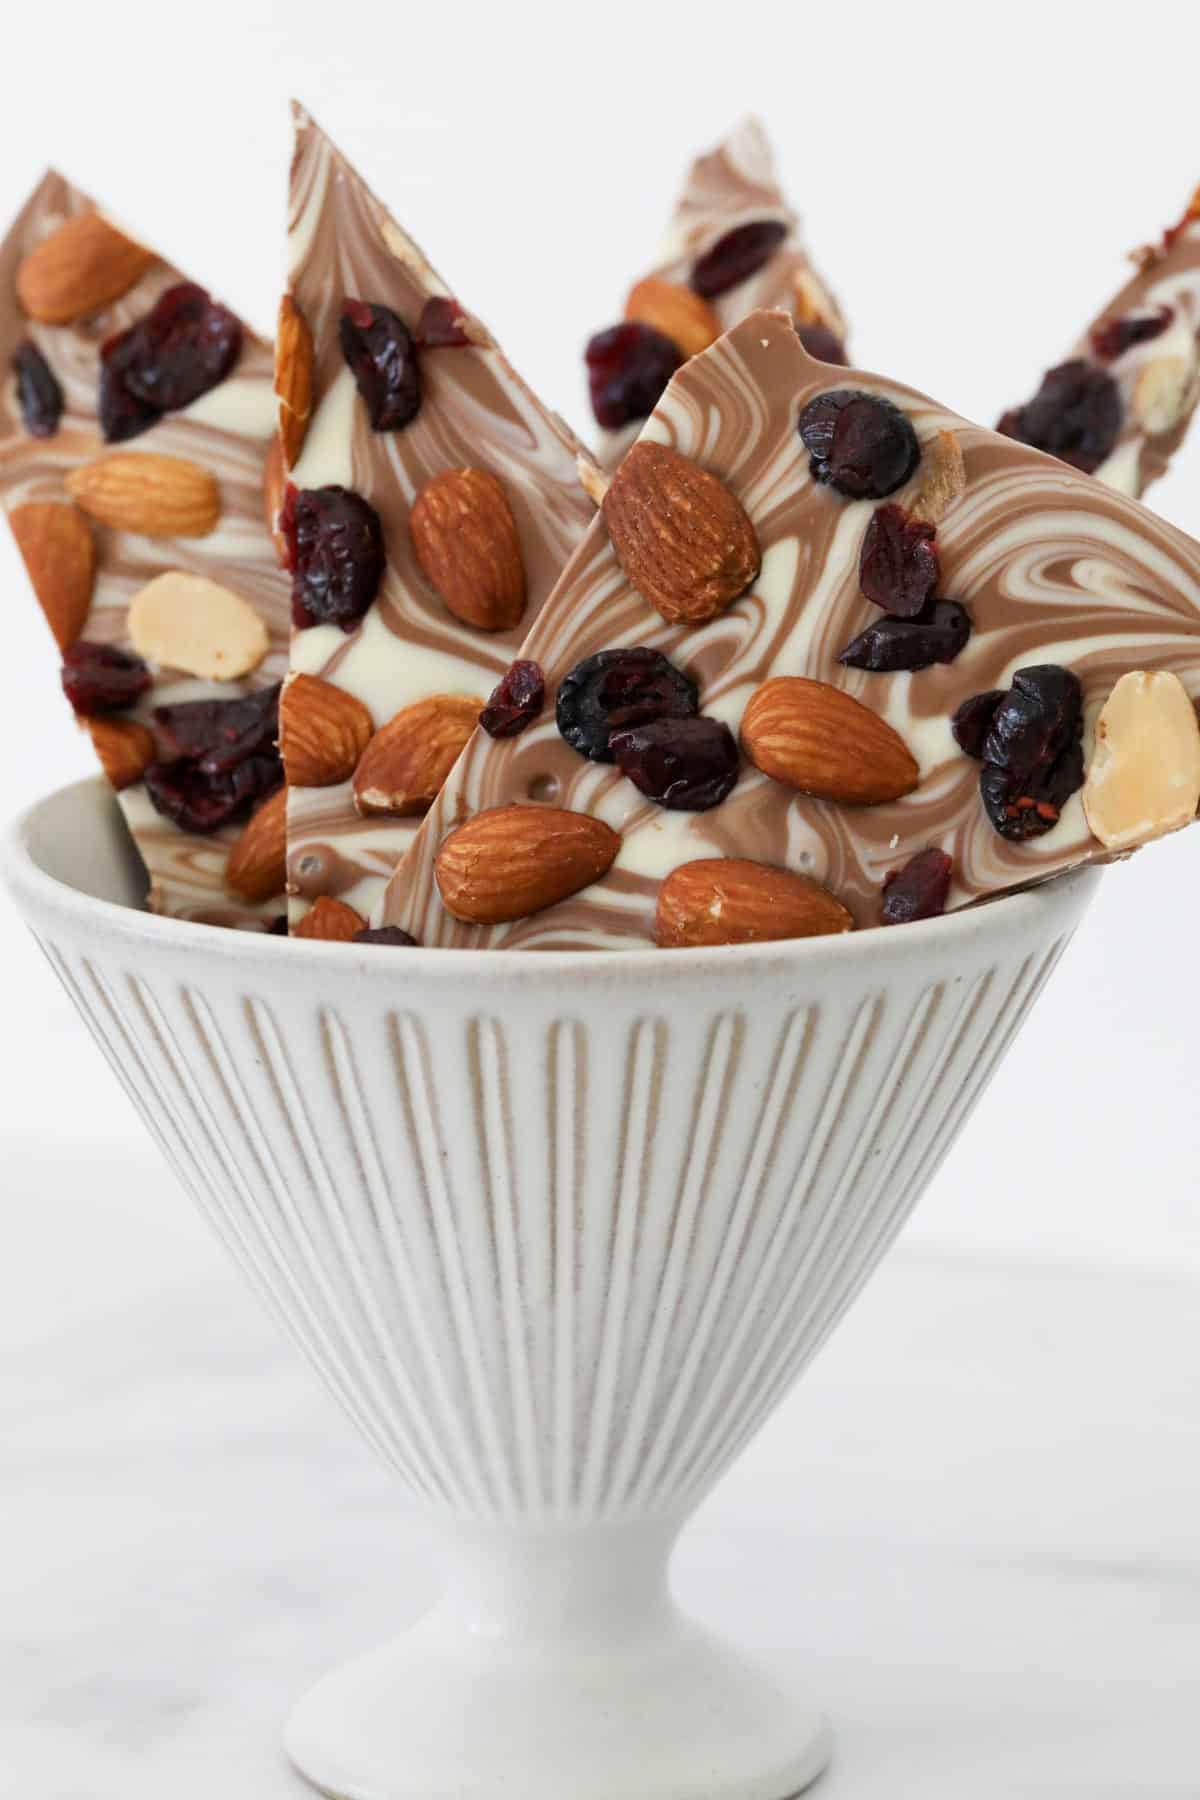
(3, 1130, 1198, 1798)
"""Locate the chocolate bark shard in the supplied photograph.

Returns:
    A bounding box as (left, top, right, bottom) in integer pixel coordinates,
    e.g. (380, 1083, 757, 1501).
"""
(378, 308, 1200, 949)
(591, 118, 848, 468)
(999, 182, 1200, 497)
(283, 104, 595, 926)
(0, 171, 289, 928)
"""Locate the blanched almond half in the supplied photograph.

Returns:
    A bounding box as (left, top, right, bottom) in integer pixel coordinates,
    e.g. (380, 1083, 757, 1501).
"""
(1131, 353, 1199, 435)
(1082, 669, 1200, 851)
(127, 571, 268, 680)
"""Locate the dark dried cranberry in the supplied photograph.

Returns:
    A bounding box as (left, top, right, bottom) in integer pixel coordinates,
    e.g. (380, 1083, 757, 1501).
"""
(585, 323, 682, 430)
(119, 283, 242, 413)
(997, 360, 1121, 473)
(13, 341, 63, 437)
(557, 647, 698, 762)
(144, 753, 282, 835)
(690, 221, 788, 298)
(291, 486, 385, 630)
(416, 297, 472, 348)
(858, 503, 939, 616)
(61, 642, 151, 716)
(1090, 305, 1173, 362)
(952, 691, 1004, 759)
(278, 482, 298, 573)
(154, 684, 280, 776)
(353, 926, 418, 946)
(610, 716, 739, 810)
(268, 915, 289, 935)
(976, 665, 1084, 840)
(881, 848, 953, 926)
(839, 600, 971, 672)
(339, 300, 421, 430)
(796, 321, 848, 366)
(798, 390, 920, 499)
(480, 660, 544, 738)
(98, 330, 161, 442)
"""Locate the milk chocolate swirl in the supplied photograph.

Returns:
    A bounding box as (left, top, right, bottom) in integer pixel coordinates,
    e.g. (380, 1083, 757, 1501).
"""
(0, 172, 288, 928)
(285, 106, 595, 923)
(381, 309, 1200, 949)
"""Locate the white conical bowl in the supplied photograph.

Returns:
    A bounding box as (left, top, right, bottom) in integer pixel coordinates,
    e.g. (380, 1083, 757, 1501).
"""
(2, 778, 1099, 1800)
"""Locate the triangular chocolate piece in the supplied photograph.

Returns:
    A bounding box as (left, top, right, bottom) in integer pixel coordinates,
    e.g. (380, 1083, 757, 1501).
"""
(379, 308, 1200, 949)
(0, 173, 289, 927)
(283, 105, 594, 930)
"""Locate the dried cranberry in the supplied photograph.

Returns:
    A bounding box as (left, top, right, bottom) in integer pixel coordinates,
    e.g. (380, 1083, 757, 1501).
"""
(98, 330, 161, 442)
(839, 600, 971, 672)
(291, 486, 385, 630)
(339, 300, 421, 430)
(585, 323, 682, 430)
(118, 283, 242, 413)
(976, 665, 1084, 840)
(858, 504, 939, 616)
(416, 297, 472, 347)
(796, 321, 848, 366)
(278, 482, 298, 573)
(144, 753, 282, 835)
(13, 341, 63, 437)
(1090, 305, 1173, 362)
(952, 690, 1004, 759)
(881, 849, 953, 925)
(997, 360, 1121, 473)
(557, 647, 698, 762)
(268, 915, 289, 935)
(480, 660, 545, 738)
(61, 642, 151, 716)
(154, 684, 280, 776)
(353, 926, 418, 946)
(798, 390, 920, 499)
(610, 716, 739, 810)
(690, 221, 788, 298)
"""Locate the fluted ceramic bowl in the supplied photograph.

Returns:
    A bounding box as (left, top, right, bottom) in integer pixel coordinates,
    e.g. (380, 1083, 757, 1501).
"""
(2, 777, 1099, 1800)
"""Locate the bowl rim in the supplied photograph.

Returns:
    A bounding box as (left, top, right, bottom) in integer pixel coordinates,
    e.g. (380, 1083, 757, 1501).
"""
(3, 775, 1102, 978)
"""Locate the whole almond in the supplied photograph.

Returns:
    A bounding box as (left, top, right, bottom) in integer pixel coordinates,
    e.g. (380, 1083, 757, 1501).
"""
(85, 716, 156, 792)
(625, 277, 721, 358)
(17, 211, 155, 325)
(410, 468, 526, 631)
(435, 804, 620, 924)
(741, 677, 919, 805)
(281, 674, 374, 787)
(656, 857, 854, 948)
(353, 693, 482, 816)
(8, 500, 96, 649)
(128, 570, 268, 680)
(294, 896, 366, 941)
(263, 431, 290, 567)
(66, 452, 220, 538)
(602, 441, 760, 626)
(275, 294, 314, 469)
(226, 787, 287, 903)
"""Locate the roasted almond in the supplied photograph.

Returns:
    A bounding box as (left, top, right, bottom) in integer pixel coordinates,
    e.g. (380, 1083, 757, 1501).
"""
(435, 804, 620, 924)
(656, 857, 853, 948)
(294, 896, 366, 941)
(281, 674, 374, 787)
(602, 441, 760, 626)
(127, 570, 268, 680)
(275, 293, 314, 469)
(1082, 669, 1200, 851)
(226, 787, 287, 902)
(908, 429, 966, 525)
(576, 453, 609, 508)
(741, 677, 919, 805)
(8, 499, 96, 649)
(353, 693, 481, 816)
(410, 467, 527, 631)
(66, 452, 220, 538)
(85, 716, 156, 792)
(16, 211, 155, 325)
(625, 276, 721, 358)
(263, 431, 290, 567)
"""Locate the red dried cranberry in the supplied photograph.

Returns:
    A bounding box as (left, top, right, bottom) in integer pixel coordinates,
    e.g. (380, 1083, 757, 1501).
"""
(881, 849, 953, 925)
(118, 283, 242, 413)
(353, 926, 418, 946)
(278, 482, 298, 573)
(61, 642, 151, 716)
(798, 390, 920, 499)
(339, 300, 422, 430)
(611, 715, 739, 810)
(13, 341, 63, 437)
(416, 297, 472, 348)
(858, 504, 939, 616)
(952, 690, 1005, 759)
(144, 753, 282, 835)
(690, 221, 788, 298)
(98, 330, 161, 442)
(557, 648, 698, 762)
(997, 360, 1121, 473)
(839, 600, 971, 671)
(154, 684, 280, 776)
(1090, 305, 1173, 362)
(480, 660, 545, 738)
(585, 323, 682, 430)
(291, 486, 385, 630)
(796, 321, 848, 366)
(977, 665, 1084, 840)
